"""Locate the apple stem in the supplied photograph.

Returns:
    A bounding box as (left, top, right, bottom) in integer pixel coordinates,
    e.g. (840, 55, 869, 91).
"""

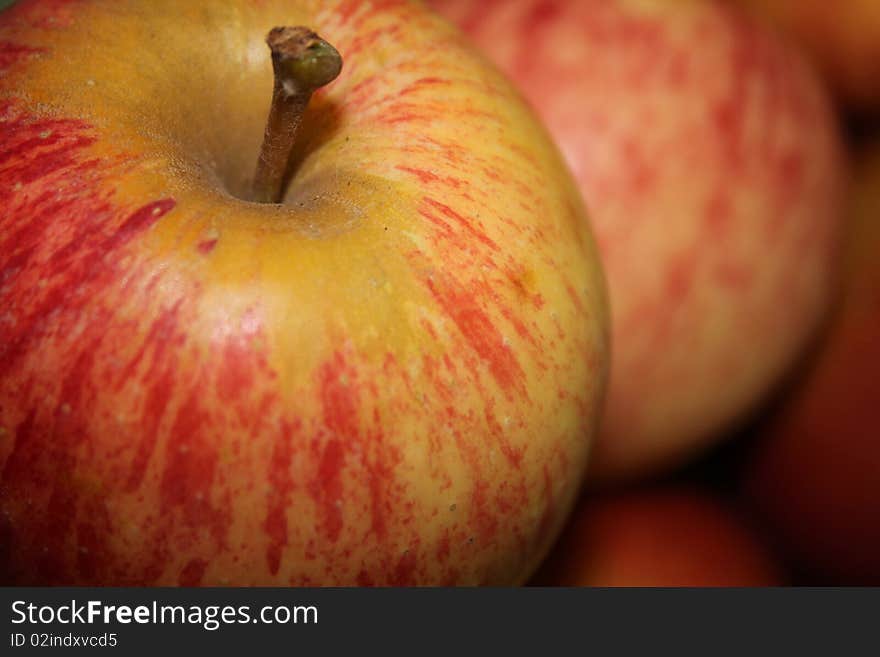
(251, 27, 342, 204)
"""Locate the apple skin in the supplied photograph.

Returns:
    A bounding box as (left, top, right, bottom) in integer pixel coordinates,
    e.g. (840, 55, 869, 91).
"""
(430, 0, 847, 482)
(734, 0, 880, 113)
(743, 144, 880, 585)
(531, 486, 783, 587)
(0, 0, 609, 585)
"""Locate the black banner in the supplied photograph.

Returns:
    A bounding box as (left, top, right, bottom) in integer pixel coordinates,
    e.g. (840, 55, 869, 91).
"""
(1, 587, 877, 654)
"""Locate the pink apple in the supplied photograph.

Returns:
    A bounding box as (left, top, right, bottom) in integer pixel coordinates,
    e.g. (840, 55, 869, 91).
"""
(430, 0, 847, 482)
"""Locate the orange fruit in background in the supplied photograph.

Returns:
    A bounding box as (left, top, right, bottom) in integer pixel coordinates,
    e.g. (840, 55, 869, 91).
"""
(743, 143, 880, 585)
(532, 486, 783, 587)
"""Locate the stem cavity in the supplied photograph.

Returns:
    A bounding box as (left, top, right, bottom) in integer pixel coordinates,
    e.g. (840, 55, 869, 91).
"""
(251, 26, 342, 204)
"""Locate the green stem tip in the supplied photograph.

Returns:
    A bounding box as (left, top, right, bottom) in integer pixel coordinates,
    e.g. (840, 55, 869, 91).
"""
(251, 26, 342, 204)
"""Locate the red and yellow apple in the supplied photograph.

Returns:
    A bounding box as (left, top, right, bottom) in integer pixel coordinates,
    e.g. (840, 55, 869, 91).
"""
(430, 0, 847, 482)
(531, 486, 783, 587)
(0, 0, 609, 585)
(744, 143, 880, 585)
(733, 0, 880, 113)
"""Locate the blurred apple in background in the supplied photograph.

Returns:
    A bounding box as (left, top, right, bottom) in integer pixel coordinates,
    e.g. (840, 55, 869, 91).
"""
(743, 143, 880, 585)
(429, 0, 847, 483)
(732, 0, 880, 114)
(531, 486, 783, 586)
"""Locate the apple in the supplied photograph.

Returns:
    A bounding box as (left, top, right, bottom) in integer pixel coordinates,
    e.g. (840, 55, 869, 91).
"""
(531, 486, 783, 587)
(0, 0, 610, 585)
(743, 142, 880, 585)
(733, 0, 880, 113)
(429, 0, 847, 482)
